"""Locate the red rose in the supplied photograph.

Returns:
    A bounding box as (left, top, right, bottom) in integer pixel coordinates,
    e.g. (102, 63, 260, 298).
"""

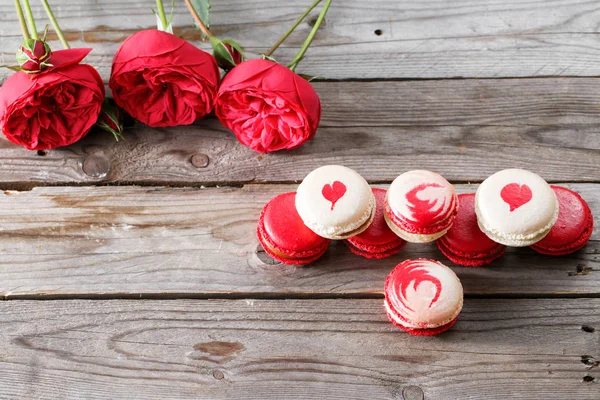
(215, 59, 321, 153)
(0, 48, 104, 151)
(109, 29, 220, 127)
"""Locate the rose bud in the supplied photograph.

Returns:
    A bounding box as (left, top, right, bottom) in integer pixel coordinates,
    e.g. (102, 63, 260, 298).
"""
(16, 39, 52, 74)
(109, 29, 220, 127)
(0, 48, 105, 150)
(210, 37, 246, 71)
(96, 98, 124, 141)
(215, 59, 321, 153)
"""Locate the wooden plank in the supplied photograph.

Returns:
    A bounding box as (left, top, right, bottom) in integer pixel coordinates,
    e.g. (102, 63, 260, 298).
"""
(1, 78, 599, 185)
(0, 183, 597, 297)
(0, 298, 598, 399)
(1, 0, 599, 80)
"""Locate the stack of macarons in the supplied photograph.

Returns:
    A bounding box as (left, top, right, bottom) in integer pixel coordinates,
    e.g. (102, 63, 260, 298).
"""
(257, 166, 594, 266)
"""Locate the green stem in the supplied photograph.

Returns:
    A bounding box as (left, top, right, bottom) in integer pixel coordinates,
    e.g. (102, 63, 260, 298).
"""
(288, 0, 331, 72)
(183, 0, 212, 39)
(21, 0, 38, 39)
(40, 0, 69, 48)
(14, 0, 31, 40)
(265, 0, 321, 57)
(155, 0, 168, 31)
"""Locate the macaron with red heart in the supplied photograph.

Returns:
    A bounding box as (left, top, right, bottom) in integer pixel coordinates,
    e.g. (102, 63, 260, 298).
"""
(384, 170, 459, 243)
(475, 169, 558, 247)
(257, 192, 331, 265)
(436, 193, 506, 266)
(531, 185, 593, 255)
(296, 165, 376, 240)
(344, 188, 407, 258)
(384, 258, 463, 336)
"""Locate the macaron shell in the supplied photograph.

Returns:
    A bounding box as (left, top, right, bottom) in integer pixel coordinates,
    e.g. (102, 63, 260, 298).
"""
(437, 237, 506, 267)
(441, 193, 502, 253)
(257, 226, 328, 265)
(385, 301, 459, 336)
(349, 188, 402, 246)
(531, 186, 594, 255)
(296, 165, 374, 238)
(384, 211, 452, 243)
(262, 192, 328, 253)
(475, 169, 558, 246)
(386, 170, 458, 234)
(384, 259, 463, 328)
(344, 238, 406, 259)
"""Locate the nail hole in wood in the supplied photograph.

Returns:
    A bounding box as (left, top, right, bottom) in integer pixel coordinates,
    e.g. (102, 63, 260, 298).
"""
(581, 325, 595, 333)
(37, 150, 47, 156)
(374, 29, 383, 36)
(582, 375, 595, 383)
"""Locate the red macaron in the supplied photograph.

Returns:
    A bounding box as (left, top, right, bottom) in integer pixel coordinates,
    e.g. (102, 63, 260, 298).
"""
(436, 193, 506, 266)
(344, 188, 406, 259)
(257, 192, 331, 265)
(531, 185, 594, 256)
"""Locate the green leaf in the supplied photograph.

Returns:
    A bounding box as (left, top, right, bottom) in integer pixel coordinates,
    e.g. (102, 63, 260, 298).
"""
(190, 0, 211, 40)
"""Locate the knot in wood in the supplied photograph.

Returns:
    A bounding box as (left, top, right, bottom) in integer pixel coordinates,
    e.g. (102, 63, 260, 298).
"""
(82, 154, 110, 178)
(190, 153, 209, 168)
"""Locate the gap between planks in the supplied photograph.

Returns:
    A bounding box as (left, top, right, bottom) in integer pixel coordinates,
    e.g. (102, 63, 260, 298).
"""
(3, 291, 600, 301)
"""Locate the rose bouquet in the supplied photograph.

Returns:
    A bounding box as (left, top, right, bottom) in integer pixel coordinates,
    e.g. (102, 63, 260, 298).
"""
(185, 0, 331, 153)
(0, 0, 104, 151)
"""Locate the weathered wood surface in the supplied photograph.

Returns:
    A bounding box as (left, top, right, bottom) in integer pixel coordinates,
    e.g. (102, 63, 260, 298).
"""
(0, 299, 598, 399)
(1, 0, 600, 80)
(0, 183, 597, 298)
(1, 78, 600, 186)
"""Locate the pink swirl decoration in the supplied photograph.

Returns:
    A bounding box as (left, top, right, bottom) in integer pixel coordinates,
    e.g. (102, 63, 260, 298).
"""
(405, 183, 448, 226)
(392, 261, 442, 312)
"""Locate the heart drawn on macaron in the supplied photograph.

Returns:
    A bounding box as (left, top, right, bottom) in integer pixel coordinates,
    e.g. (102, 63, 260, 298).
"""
(500, 183, 533, 212)
(322, 181, 347, 210)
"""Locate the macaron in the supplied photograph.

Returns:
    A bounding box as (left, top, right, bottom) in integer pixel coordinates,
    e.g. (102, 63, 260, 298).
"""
(475, 169, 558, 247)
(384, 170, 458, 243)
(436, 193, 506, 266)
(257, 192, 330, 265)
(384, 259, 463, 336)
(344, 188, 407, 258)
(531, 185, 594, 256)
(296, 165, 376, 240)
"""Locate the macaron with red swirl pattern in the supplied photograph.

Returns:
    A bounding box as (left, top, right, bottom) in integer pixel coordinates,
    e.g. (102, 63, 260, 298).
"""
(384, 259, 463, 336)
(344, 188, 407, 258)
(384, 170, 458, 243)
(531, 185, 593, 256)
(257, 192, 330, 265)
(296, 165, 376, 240)
(436, 193, 506, 266)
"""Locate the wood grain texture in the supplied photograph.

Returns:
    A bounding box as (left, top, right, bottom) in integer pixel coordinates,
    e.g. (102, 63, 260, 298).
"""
(0, 298, 598, 399)
(0, 183, 597, 297)
(1, 78, 599, 185)
(1, 0, 600, 80)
